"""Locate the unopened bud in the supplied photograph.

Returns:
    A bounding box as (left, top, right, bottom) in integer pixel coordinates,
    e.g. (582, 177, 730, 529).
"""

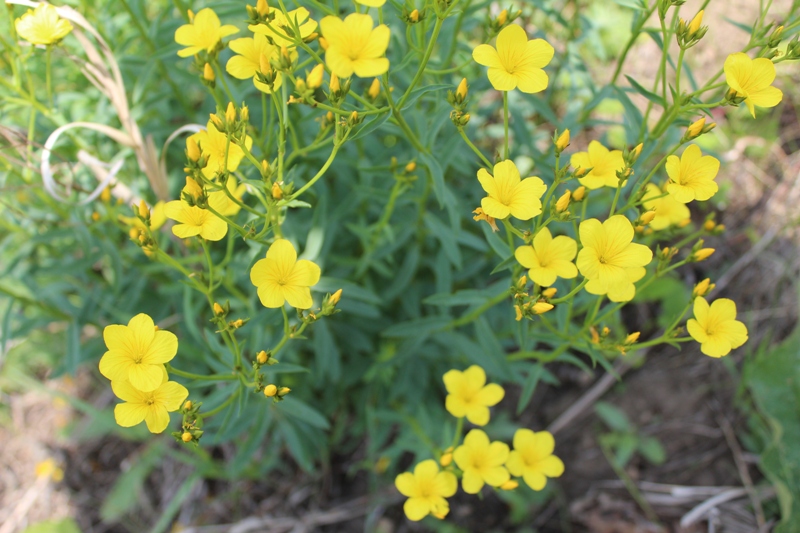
(138, 200, 150, 219)
(404, 161, 416, 173)
(677, 218, 692, 228)
(101, 186, 112, 202)
(368, 78, 381, 99)
(409, 9, 419, 22)
(329, 288, 342, 305)
(500, 480, 519, 490)
(630, 143, 643, 163)
(203, 63, 215, 82)
(574, 167, 589, 178)
(187, 138, 201, 162)
(256, 0, 269, 16)
(329, 73, 340, 92)
(497, 9, 508, 26)
(210, 113, 224, 130)
(572, 186, 586, 201)
(688, 10, 704, 35)
(187, 9, 194, 22)
(693, 278, 712, 297)
(225, 102, 236, 124)
(305, 65, 323, 91)
(256, 350, 269, 364)
(602, 326, 610, 337)
(639, 210, 656, 225)
(703, 219, 716, 231)
(555, 129, 570, 153)
(183, 401, 193, 410)
(271, 181, 283, 199)
(129, 228, 140, 240)
(532, 302, 554, 314)
(514, 305, 523, 321)
(91, 212, 100, 221)
(440, 447, 453, 466)
(542, 287, 557, 298)
(694, 248, 715, 261)
(213, 302, 224, 315)
(687, 117, 705, 138)
(181, 432, 193, 442)
(264, 384, 278, 397)
(259, 53, 272, 76)
(555, 190, 571, 212)
(240, 105, 249, 122)
(318, 36, 328, 50)
(277, 386, 291, 397)
(456, 78, 468, 101)
(625, 332, 641, 344)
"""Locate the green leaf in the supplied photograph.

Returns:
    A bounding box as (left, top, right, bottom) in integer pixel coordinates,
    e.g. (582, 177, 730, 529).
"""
(22, 519, 82, 533)
(611, 0, 646, 9)
(638, 436, 666, 465)
(349, 111, 391, 141)
(400, 84, 451, 110)
(516, 363, 544, 415)
(595, 401, 631, 432)
(624, 75, 665, 106)
(420, 152, 446, 207)
(281, 396, 330, 430)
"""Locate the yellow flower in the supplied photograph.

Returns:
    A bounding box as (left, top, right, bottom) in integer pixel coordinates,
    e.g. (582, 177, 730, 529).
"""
(472, 24, 554, 93)
(687, 297, 748, 357)
(506, 429, 564, 491)
(249, 7, 317, 48)
(394, 460, 457, 521)
(355, 0, 387, 6)
(443, 365, 505, 426)
(477, 160, 547, 221)
(226, 33, 284, 93)
(111, 378, 188, 434)
(174, 8, 238, 58)
(320, 14, 390, 78)
(15, 4, 73, 46)
(724, 52, 783, 117)
(665, 144, 719, 203)
(98, 314, 178, 392)
(208, 178, 247, 217)
(190, 120, 253, 179)
(453, 429, 510, 494)
(577, 216, 653, 302)
(641, 184, 691, 230)
(250, 239, 321, 309)
(119, 201, 167, 232)
(570, 141, 626, 190)
(514, 228, 578, 287)
(164, 192, 229, 241)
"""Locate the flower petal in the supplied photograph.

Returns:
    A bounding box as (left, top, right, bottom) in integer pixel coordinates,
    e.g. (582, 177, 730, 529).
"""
(143, 406, 171, 433)
(472, 44, 501, 68)
(114, 403, 148, 428)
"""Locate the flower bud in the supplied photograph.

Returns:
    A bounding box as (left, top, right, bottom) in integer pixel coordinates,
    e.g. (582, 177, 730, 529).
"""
(687, 117, 706, 138)
(256, 0, 269, 16)
(181, 432, 193, 442)
(271, 181, 283, 199)
(91, 212, 100, 221)
(456, 78, 468, 101)
(213, 302, 224, 315)
(368, 78, 381, 99)
(329, 73, 340, 93)
(404, 161, 416, 173)
(660, 246, 671, 259)
(602, 326, 610, 337)
(203, 63, 215, 82)
(240, 105, 249, 122)
(574, 167, 589, 178)
(703, 219, 716, 231)
(630, 143, 643, 163)
(225, 102, 236, 124)
(187, 9, 194, 23)
(264, 384, 278, 397)
(318, 36, 328, 50)
(497, 9, 508, 26)
(693, 248, 715, 261)
(517, 275, 527, 289)
(532, 302, 554, 314)
(542, 287, 557, 298)
(183, 401, 193, 410)
(101, 186, 111, 203)
(307, 64, 324, 89)
(138, 200, 150, 219)
(555, 190, 571, 212)
(688, 10, 704, 35)
(500, 480, 519, 490)
(277, 386, 291, 397)
(639, 210, 656, 225)
(625, 332, 641, 344)
(186, 137, 201, 162)
(514, 305, 523, 321)
(409, 9, 419, 22)
(129, 228, 140, 240)
(440, 447, 453, 467)
(572, 186, 586, 201)
(677, 218, 692, 228)
(210, 113, 224, 131)
(555, 129, 570, 153)
(329, 288, 343, 305)
(259, 53, 273, 77)
(256, 350, 269, 364)
(693, 278, 712, 297)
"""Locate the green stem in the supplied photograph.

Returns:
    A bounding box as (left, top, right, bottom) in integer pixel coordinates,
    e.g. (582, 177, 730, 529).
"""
(446, 289, 512, 329)
(600, 441, 661, 524)
(45, 45, 53, 109)
(202, 387, 241, 418)
(166, 364, 237, 381)
(550, 279, 588, 304)
(397, 17, 444, 109)
(450, 416, 464, 450)
(502, 91, 509, 159)
(282, 137, 344, 201)
(458, 128, 492, 167)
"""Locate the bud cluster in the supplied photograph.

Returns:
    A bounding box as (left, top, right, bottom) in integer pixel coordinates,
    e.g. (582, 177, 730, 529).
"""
(683, 117, 716, 142)
(488, 8, 519, 33)
(512, 276, 555, 321)
(172, 400, 204, 445)
(676, 10, 707, 48)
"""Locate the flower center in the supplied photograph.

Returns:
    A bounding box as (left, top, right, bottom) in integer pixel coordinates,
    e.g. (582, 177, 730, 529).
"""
(598, 256, 608, 264)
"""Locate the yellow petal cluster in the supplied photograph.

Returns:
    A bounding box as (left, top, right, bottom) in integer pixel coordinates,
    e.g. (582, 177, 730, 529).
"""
(174, 8, 238, 58)
(112, 376, 188, 434)
(570, 141, 626, 190)
(477, 160, 547, 221)
(472, 24, 554, 93)
(320, 14, 390, 78)
(641, 184, 690, 230)
(724, 52, 783, 118)
(506, 429, 564, 491)
(442, 365, 504, 426)
(164, 191, 229, 241)
(577, 216, 653, 302)
(226, 33, 284, 94)
(514, 228, 578, 287)
(15, 4, 73, 46)
(394, 460, 457, 521)
(250, 239, 321, 309)
(99, 314, 178, 392)
(665, 144, 719, 203)
(249, 7, 317, 48)
(687, 297, 748, 357)
(453, 429, 510, 494)
(190, 120, 253, 179)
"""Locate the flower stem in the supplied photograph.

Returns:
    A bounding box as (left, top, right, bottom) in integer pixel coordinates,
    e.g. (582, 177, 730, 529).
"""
(503, 91, 509, 160)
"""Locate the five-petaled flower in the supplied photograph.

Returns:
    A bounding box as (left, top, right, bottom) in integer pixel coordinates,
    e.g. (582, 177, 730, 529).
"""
(453, 429, 511, 494)
(394, 460, 457, 521)
(641, 184, 690, 230)
(99, 314, 178, 392)
(320, 14, 390, 78)
(472, 24, 554, 93)
(577, 216, 653, 302)
(570, 141, 626, 190)
(506, 429, 564, 491)
(443, 365, 504, 426)
(226, 33, 284, 93)
(250, 239, 321, 309)
(687, 297, 748, 357)
(15, 3, 73, 46)
(112, 376, 188, 434)
(515, 228, 578, 287)
(164, 192, 230, 241)
(249, 7, 317, 48)
(174, 8, 238, 58)
(724, 52, 783, 118)
(478, 160, 547, 221)
(190, 120, 253, 179)
(665, 144, 719, 203)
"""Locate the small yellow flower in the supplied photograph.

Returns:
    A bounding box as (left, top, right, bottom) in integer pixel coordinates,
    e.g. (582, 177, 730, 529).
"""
(531, 301, 554, 314)
(190, 120, 253, 179)
(250, 239, 321, 309)
(477, 160, 547, 221)
(472, 24, 554, 93)
(577, 216, 653, 302)
(307, 63, 324, 89)
(264, 384, 278, 397)
(506, 429, 564, 491)
(665, 144, 719, 203)
(98, 314, 178, 392)
(687, 297, 748, 357)
(320, 14, 390, 78)
(112, 378, 188, 434)
(395, 460, 457, 521)
(693, 248, 715, 262)
(208, 178, 248, 217)
(226, 33, 284, 93)
(119, 201, 167, 232)
(35, 458, 64, 482)
(453, 429, 510, 494)
(514, 228, 578, 287)
(355, 0, 387, 6)
(443, 365, 504, 426)
(641, 184, 691, 230)
(174, 8, 238, 58)
(555, 190, 571, 212)
(725, 52, 783, 117)
(249, 7, 317, 48)
(164, 193, 229, 241)
(15, 4, 73, 46)
(570, 141, 626, 190)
